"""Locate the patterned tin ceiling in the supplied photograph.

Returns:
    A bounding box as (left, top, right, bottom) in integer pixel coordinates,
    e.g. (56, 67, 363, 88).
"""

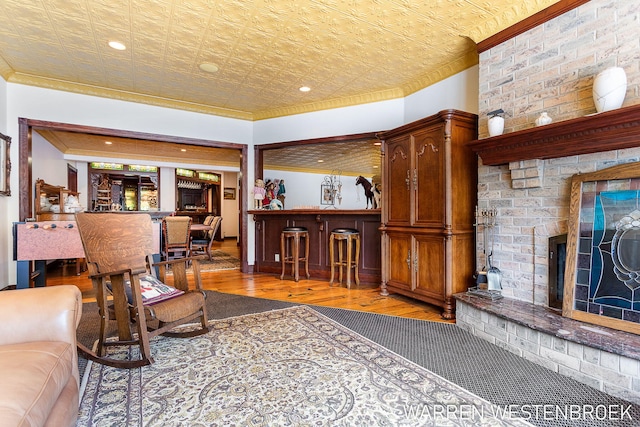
(0, 0, 558, 121)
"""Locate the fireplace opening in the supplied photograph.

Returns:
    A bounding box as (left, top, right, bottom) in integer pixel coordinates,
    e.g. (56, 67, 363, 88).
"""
(548, 234, 567, 310)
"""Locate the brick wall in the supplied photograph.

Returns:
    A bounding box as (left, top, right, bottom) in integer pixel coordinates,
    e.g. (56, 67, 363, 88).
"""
(479, 0, 639, 137)
(476, 0, 640, 304)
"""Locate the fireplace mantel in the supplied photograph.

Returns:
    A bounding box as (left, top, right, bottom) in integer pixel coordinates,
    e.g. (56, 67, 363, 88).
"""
(469, 103, 640, 166)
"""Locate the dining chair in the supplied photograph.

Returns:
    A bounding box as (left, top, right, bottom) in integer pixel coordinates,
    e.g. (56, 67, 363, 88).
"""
(162, 216, 192, 260)
(190, 216, 222, 261)
(75, 212, 209, 368)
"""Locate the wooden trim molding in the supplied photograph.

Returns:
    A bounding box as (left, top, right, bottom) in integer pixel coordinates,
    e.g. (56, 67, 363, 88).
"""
(468, 104, 640, 166)
(477, 0, 590, 53)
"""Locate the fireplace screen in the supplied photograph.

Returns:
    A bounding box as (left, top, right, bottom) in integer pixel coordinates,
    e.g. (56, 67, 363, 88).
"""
(564, 162, 640, 334)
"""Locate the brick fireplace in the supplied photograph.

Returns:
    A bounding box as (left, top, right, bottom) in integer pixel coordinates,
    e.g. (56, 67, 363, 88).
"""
(454, 0, 640, 403)
(474, 0, 640, 307)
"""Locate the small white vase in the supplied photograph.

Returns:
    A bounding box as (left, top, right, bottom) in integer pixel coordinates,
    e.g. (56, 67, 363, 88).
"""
(593, 67, 627, 113)
(488, 116, 504, 137)
(535, 112, 553, 126)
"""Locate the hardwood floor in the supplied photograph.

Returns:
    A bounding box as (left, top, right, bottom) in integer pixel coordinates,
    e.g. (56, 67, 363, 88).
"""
(46, 238, 452, 323)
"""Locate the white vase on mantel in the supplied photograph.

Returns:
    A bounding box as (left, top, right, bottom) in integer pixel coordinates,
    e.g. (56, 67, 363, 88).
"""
(488, 116, 504, 137)
(592, 66, 627, 113)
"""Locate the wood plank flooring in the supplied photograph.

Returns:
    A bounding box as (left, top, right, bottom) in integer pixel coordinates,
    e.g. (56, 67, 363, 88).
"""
(46, 239, 452, 324)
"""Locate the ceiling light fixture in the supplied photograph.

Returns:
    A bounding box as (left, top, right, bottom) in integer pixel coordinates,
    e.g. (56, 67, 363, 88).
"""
(299, 86, 311, 92)
(317, 159, 324, 163)
(199, 63, 219, 73)
(108, 41, 126, 51)
(104, 141, 113, 145)
(181, 148, 187, 152)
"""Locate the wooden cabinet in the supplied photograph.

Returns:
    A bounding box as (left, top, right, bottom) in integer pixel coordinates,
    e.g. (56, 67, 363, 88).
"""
(380, 110, 478, 319)
(35, 179, 79, 221)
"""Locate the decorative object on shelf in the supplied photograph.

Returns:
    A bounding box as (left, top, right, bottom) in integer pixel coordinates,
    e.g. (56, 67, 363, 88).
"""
(268, 198, 283, 210)
(593, 66, 627, 113)
(355, 175, 376, 209)
(535, 112, 553, 126)
(253, 179, 265, 210)
(321, 170, 342, 208)
(487, 109, 505, 136)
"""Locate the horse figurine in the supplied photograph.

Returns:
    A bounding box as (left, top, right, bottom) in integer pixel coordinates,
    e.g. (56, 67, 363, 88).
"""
(355, 176, 375, 209)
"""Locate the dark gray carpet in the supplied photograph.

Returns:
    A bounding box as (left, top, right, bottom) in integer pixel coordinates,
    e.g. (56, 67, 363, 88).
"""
(78, 291, 640, 427)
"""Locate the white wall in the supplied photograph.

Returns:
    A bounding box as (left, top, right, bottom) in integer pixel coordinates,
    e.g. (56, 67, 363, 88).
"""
(253, 98, 405, 145)
(32, 132, 73, 191)
(221, 171, 239, 238)
(403, 66, 479, 123)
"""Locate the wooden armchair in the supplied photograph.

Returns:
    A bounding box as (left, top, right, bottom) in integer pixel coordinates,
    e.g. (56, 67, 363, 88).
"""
(191, 216, 222, 260)
(75, 212, 208, 368)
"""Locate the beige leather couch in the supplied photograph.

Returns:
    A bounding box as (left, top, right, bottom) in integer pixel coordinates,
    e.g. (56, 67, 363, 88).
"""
(0, 285, 82, 427)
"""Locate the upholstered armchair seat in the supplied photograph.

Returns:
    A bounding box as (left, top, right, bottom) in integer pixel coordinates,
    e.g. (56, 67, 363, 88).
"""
(0, 285, 82, 427)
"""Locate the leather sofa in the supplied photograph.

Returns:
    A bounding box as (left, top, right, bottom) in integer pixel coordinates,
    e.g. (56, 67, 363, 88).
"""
(0, 285, 82, 427)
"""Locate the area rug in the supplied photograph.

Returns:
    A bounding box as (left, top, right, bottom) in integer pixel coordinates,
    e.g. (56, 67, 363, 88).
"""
(170, 249, 239, 272)
(78, 306, 532, 426)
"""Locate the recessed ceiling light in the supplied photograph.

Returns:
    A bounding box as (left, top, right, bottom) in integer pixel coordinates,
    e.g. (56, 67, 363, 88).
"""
(108, 41, 126, 51)
(373, 142, 381, 146)
(317, 159, 324, 163)
(181, 148, 187, 152)
(199, 63, 219, 73)
(104, 141, 113, 145)
(299, 86, 311, 92)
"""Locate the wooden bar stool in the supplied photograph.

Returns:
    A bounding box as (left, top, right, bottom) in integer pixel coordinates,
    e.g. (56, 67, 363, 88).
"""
(329, 228, 360, 288)
(280, 227, 310, 282)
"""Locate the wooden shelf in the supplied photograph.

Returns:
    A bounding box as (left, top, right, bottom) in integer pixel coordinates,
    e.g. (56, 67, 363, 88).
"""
(468, 104, 640, 166)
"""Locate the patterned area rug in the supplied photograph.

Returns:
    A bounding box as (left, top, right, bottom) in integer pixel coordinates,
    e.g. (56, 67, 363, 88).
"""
(184, 249, 240, 272)
(78, 306, 531, 426)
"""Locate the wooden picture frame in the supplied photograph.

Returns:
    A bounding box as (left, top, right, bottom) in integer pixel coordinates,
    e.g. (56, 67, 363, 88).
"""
(563, 161, 640, 334)
(0, 132, 11, 196)
(223, 187, 236, 200)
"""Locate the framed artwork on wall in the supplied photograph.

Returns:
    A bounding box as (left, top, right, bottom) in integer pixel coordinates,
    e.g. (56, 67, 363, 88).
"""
(0, 132, 11, 196)
(223, 187, 236, 200)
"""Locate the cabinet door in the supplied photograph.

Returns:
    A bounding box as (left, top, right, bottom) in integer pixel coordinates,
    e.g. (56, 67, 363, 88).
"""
(385, 135, 412, 225)
(414, 233, 446, 300)
(413, 125, 445, 227)
(387, 233, 412, 291)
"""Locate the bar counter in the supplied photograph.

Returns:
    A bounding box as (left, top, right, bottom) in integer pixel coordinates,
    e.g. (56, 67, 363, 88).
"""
(249, 209, 381, 284)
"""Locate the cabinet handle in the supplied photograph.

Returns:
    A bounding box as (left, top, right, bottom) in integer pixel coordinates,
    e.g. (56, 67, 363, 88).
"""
(405, 170, 411, 190)
(414, 254, 419, 272)
(413, 169, 418, 189)
(406, 250, 411, 270)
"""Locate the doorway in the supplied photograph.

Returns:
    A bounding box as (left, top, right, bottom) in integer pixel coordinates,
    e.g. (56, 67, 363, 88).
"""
(18, 118, 250, 272)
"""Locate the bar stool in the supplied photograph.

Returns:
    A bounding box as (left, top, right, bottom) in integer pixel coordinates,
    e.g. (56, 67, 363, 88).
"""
(329, 228, 360, 288)
(280, 227, 310, 282)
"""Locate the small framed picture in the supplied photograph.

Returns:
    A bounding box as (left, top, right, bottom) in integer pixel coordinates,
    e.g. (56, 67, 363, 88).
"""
(223, 187, 236, 200)
(321, 184, 334, 205)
